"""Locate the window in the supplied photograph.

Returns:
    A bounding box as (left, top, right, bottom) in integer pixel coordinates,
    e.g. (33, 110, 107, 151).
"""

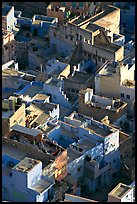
(93, 54, 96, 60)
(88, 53, 91, 59)
(121, 93, 124, 98)
(84, 51, 87, 56)
(80, 35, 82, 40)
(76, 33, 78, 40)
(71, 88, 75, 92)
(102, 58, 105, 63)
(127, 95, 130, 99)
(122, 22, 126, 27)
(78, 166, 81, 171)
(70, 36, 73, 41)
(19, 118, 23, 124)
(98, 56, 101, 62)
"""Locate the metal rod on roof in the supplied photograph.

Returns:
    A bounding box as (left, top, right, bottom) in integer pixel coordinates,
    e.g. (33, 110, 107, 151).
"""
(40, 64, 43, 72)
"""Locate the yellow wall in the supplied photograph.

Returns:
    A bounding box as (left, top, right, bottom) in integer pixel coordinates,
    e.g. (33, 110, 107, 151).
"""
(10, 104, 26, 128)
(2, 104, 26, 136)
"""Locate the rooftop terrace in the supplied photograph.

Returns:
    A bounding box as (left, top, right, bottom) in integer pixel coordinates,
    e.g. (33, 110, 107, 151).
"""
(69, 71, 92, 83)
(33, 94, 50, 101)
(71, 15, 91, 26)
(109, 183, 132, 198)
(95, 41, 121, 53)
(2, 142, 27, 160)
(17, 83, 43, 98)
(85, 122, 113, 137)
(76, 139, 96, 152)
(91, 6, 118, 24)
(70, 5, 118, 27)
(11, 124, 41, 137)
(13, 157, 40, 173)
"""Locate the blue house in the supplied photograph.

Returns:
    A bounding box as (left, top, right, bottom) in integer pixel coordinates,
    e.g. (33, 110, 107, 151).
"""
(2, 155, 55, 202)
(17, 15, 58, 37)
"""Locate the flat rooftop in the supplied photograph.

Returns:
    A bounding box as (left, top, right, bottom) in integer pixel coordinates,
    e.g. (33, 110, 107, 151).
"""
(30, 178, 54, 193)
(76, 139, 96, 151)
(73, 113, 89, 123)
(95, 41, 121, 53)
(11, 124, 41, 137)
(35, 112, 49, 125)
(47, 125, 78, 148)
(18, 84, 43, 98)
(34, 102, 58, 113)
(70, 5, 118, 27)
(71, 15, 91, 26)
(98, 62, 117, 76)
(2, 89, 15, 99)
(2, 143, 26, 160)
(69, 71, 92, 83)
(67, 149, 81, 163)
(85, 122, 112, 137)
(2, 110, 13, 118)
(108, 183, 132, 198)
(86, 22, 100, 33)
(33, 93, 50, 101)
(86, 96, 126, 111)
(91, 6, 118, 24)
(13, 157, 40, 173)
(93, 18, 113, 28)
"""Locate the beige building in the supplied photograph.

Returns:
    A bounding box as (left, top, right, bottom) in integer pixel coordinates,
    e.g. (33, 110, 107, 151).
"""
(2, 5, 15, 31)
(78, 88, 128, 123)
(64, 71, 94, 100)
(25, 102, 59, 129)
(50, 5, 124, 67)
(95, 61, 135, 109)
(108, 183, 134, 202)
(47, 2, 90, 24)
(2, 29, 16, 64)
(2, 97, 26, 136)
